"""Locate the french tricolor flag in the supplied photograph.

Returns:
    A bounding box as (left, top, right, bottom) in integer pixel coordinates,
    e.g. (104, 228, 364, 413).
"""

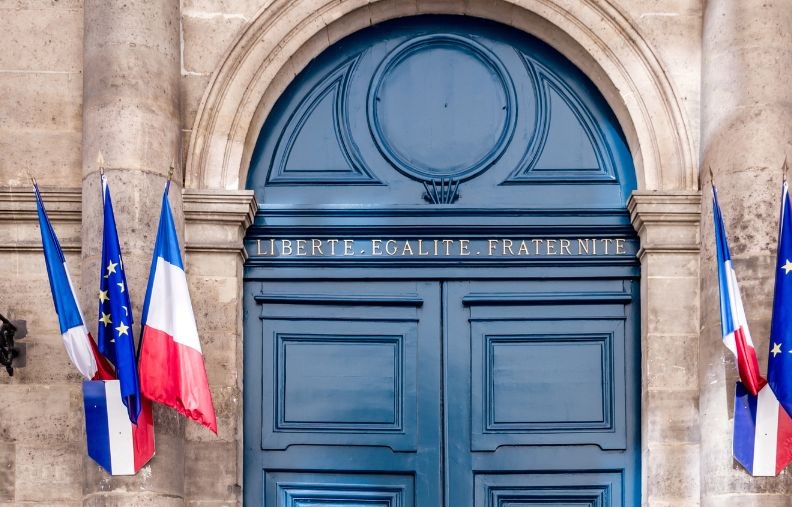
(138, 182, 217, 433)
(83, 380, 154, 475)
(713, 185, 766, 395)
(34, 183, 114, 382)
(733, 382, 792, 476)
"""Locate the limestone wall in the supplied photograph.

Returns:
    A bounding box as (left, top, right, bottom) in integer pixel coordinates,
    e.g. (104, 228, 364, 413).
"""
(1, 0, 85, 505)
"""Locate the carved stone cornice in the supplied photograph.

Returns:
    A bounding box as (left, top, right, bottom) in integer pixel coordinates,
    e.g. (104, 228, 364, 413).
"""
(0, 187, 82, 221)
(182, 189, 257, 258)
(627, 190, 701, 259)
(0, 187, 81, 252)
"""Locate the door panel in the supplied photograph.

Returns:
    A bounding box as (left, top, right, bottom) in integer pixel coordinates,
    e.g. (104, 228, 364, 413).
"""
(445, 280, 640, 506)
(244, 281, 442, 506)
(473, 471, 624, 507)
(245, 278, 639, 506)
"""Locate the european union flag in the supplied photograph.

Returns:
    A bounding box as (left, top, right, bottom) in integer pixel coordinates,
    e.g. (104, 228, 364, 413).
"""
(769, 180, 792, 417)
(97, 174, 141, 423)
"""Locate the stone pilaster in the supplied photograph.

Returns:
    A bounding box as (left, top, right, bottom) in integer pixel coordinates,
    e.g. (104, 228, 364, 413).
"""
(701, 1, 792, 505)
(628, 191, 701, 506)
(182, 189, 256, 505)
(81, 0, 184, 505)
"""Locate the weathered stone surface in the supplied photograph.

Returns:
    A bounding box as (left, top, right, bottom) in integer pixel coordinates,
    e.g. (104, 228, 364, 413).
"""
(14, 443, 82, 503)
(0, 385, 82, 442)
(644, 389, 700, 444)
(0, 444, 14, 502)
(645, 334, 698, 390)
(645, 443, 700, 505)
(0, 3, 82, 72)
(184, 441, 240, 504)
(182, 14, 248, 75)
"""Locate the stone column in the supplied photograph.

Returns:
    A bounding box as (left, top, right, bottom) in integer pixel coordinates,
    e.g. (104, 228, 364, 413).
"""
(628, 191, 701, 506)
(701, 1, 792, 505)
(81, 0, 184, 505)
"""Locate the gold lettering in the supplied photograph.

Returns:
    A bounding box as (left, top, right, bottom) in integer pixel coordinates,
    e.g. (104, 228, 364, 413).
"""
(402, 241, 414, 256)
(546, 239, 557, 255)
(281, 239, 293, 256)
(386, 240, 398, 256)
(517, 240, 530, 256)
(418, 239, 430, 256)
(257, 239, 264, 256)
(372, 239, 383, 256)
(602, 238, 613, 255)
(434, 239, 439, 256)
(311, 238, 323, 256)
(502, 239, 515, 256)
(592, 239, 597, 255)
(560, 239, 571, 255)
(327, 239, 339, 255)
(616, 238, 626, 255)
(488, 239, 499, 256)
(459, 239, 470, 256)
(343, 239, 354, 256)
(578, 238, 590, 255)
(296, 239, 307, 256)
(532, 239, 543, 254)
(442, 239, 453, 256)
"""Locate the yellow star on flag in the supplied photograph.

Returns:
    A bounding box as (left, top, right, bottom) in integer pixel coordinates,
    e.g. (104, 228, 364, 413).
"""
(771, 342, 782, 357)
(117, 281, 125, 293)
(99, 312, 112, 326)
(106, 260, 118, 276)
(783, 259, 792, 274)
(115, 321, 129, 336)
(98, 289, 109, 303)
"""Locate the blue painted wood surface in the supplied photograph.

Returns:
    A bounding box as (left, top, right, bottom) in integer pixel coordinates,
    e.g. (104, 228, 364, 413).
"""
(243, 15, 640, 507)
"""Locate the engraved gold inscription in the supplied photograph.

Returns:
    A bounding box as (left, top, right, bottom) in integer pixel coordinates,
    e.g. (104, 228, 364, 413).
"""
(254, 238, 633, 258)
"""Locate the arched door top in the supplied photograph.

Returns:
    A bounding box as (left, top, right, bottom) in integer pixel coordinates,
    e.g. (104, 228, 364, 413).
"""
(248, 16, 635, 212)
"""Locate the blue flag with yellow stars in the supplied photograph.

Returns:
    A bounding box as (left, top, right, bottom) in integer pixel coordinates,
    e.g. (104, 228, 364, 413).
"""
(769, 180, 792, 418)
(97, 174, 141, 424)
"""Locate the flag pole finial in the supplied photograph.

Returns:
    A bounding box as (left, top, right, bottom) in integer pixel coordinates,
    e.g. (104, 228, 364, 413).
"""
(28, 172, 37, 187)
(783, 156, 789, 181)
(97, 151, 105, 177)
(709, 165, 715, 185)
(168, 158, 174, 182)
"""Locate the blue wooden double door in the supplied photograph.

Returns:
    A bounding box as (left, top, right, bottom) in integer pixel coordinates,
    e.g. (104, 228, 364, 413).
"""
(244, 277, 639, 506)
(242, 14, 642, 506)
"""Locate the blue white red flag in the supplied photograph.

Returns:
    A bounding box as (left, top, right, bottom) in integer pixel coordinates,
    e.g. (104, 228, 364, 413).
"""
(769, 180, 792, 417)
(83, 379, 154, 475)
(138, 181, 217, 433)
(97, 175, 141, 423)
(733, 381, 792, 476)
(34, 183, 114, 381)
(713, 184, 766, 395)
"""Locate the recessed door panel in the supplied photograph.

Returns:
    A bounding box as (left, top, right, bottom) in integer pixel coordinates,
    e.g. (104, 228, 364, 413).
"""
(445, 280, 640, 506)
(244, 281, 442, 506)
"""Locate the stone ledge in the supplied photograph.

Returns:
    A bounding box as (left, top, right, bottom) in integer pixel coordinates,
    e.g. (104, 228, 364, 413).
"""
(183, 189, 257, 225)
(0, 187, 81, 252)
(0, 187, 81, 222)
(183, 189, 257, 257)
(627, 190, 702, 258)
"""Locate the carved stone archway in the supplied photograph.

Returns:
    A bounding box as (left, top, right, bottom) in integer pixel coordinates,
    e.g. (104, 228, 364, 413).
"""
(184, 1, 702, 505)
(185, 0, 696, 193)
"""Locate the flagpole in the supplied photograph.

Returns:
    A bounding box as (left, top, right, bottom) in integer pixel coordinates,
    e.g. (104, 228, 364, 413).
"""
(165, 158, 174, 195)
